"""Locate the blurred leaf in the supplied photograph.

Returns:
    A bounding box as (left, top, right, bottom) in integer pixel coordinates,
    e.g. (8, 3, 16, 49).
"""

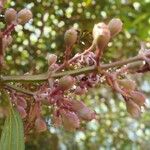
(0, 92, 24, 150)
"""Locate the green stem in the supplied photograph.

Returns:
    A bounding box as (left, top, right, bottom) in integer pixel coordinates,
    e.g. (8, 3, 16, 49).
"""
(0, 53, 149, 83)
(4, 83, 34, 96)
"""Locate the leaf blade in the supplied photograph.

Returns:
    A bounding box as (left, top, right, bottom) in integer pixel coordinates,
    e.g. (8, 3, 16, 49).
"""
(0, 105, 25, 150)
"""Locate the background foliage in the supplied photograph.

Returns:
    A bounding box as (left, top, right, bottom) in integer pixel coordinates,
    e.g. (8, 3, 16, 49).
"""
(0, 0, 150, 150)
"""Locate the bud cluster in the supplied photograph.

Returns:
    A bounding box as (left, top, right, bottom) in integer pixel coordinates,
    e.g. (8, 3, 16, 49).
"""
(0, 5, 33, 65)
(34, 74, 96, 131)
(2, 10, 147, 136)
(5, 8, 32, 25)
(117, 78, 146, 118)
(9, 91, 27, 119)
(92, 18, 122, 52)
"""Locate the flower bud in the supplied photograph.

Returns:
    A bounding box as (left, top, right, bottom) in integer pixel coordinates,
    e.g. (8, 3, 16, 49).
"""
(17, 8, 32, 25)
(92, 23, 110, 50)
(0, 0, 7, 9)
(17, 106, 27, 119)
(129, 91, 146, 106)
(64, 28, 77, 48)
(52, 115, 62, 127)
(74, 86, 86, 95)
(17, 98, 27, 109)
(126, 99, 141, 119)
(59, 75, 75, 90)
(28, 104, 39, 122)
(70, 100, 85, 111)
(46, 53, 57, 66)
(77, 106, 96, 121)
(61, 110, 80, 131)
(4, 8, 17, 25)
(108, 18, 123, 37)
(70, 100, 95, 121)
(35, 117, 47, 132)
(118, 79, 136, 91)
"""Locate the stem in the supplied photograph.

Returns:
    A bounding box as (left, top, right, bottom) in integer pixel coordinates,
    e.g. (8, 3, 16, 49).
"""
(56, 43, 95, 71)
(4, 83, 34, 96)
(2, 23, 16, 36)
(0, 53, 149, 83)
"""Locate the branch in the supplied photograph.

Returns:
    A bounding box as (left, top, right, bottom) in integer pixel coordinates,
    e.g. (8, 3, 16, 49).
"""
(0, 53, 149, 83)
(4, 83, 34, 96)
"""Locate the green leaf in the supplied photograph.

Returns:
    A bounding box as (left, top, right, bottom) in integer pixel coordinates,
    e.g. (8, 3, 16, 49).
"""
(0, 93, 25, 150)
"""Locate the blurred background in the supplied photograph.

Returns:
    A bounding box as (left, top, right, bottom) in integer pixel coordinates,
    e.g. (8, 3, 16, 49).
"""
(0, 0, 150, 149)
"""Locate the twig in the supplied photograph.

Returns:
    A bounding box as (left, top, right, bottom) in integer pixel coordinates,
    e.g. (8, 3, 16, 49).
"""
(0, 52, 149, 83)
(4, 83, 34, 96)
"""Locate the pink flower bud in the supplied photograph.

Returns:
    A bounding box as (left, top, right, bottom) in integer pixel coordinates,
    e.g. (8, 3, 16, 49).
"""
(126, 99, 141, 119)
(4, 8, 17, 25)
(52, 115, 62, 127)
(0, 0, 7, 9)
(17, 8, 32, 25)
(46, 53, 57, 66)
(61, 110, 80, 131)
(17, 98, 27, 109)
(70, 100, 85, 111)
(129, 91, 146, 106)
(70, 100, 95, 121)
(74, 86, 86, 95)
(28, 104, 39, 122)
(59, 75, 75, 90)
(64, 28, 77, 48)
(108, 18, 123, 37)
(118, 79, 136, 91)
(92, 23, 110, 50)
(35, 117, 47, 132)
(77, 106, 96, 121)
(17, 106, 27, 119)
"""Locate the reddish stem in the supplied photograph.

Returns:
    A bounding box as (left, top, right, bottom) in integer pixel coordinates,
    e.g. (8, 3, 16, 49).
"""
(2, 23, 16, 37)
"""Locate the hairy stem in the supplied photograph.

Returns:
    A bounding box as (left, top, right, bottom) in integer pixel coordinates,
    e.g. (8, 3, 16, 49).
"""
(4, 83, 34, 96)
(0, 53, 149, 83)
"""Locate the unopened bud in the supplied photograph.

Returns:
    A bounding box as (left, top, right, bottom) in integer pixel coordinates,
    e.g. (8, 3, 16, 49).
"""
(35, 117, 47, 132)
(61, 110, 80, 131)
(17, 98, 27, 109)
(108, 18, 123, 37)
(92, 23, 110, 50)
(129, 91, 146, 106)
(0, 0, 7, 9)
(52, 115, 62, 127)
(78, 106, 96, 121)
(126, 99, 141, 119)
(59, 75, 75, 90)
(17, 106, 27, 119)
(74, 86, 86, 95)
(70, 100, 85, 111)
(64, 28, 77, 48)
(17, 8, 32, 25)
(4, 8, 17, 25)
(70, 100, 95, 121)
(118, 79, 136, 91)
(46, 53, 57, 66)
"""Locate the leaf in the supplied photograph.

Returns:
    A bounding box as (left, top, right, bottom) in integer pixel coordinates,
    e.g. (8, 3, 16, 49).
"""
(0, 92, 25, 150)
